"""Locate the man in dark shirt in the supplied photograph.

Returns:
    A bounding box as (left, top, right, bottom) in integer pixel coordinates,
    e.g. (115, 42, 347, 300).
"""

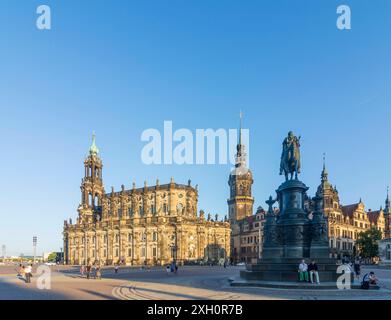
(308, 260, 320, 284)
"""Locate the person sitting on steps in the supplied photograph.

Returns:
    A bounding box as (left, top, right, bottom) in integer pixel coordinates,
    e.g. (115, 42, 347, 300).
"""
(308, 260, 320, 284)
(298, 259, 309, 282)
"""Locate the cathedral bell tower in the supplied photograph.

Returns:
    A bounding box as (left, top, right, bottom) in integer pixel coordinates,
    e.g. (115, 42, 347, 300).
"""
(78, 133, 105, 223)
(227, 113, 254, 223)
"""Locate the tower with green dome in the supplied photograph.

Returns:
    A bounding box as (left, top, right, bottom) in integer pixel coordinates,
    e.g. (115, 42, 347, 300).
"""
(78, 132, 105, 224)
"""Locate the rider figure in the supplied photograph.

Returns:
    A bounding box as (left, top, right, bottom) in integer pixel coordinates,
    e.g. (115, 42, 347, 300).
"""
(280, 131, 301, 180)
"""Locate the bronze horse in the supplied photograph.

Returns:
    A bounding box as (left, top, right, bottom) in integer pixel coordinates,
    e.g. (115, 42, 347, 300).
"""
(280, 134, 301, 181)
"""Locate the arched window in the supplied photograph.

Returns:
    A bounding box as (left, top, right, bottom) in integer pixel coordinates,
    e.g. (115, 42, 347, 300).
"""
(94, 195, 99, 207)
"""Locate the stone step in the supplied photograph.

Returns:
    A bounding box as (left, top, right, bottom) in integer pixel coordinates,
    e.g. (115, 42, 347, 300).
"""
(240, 270, 340, 282)
(230, 279, 380, 290)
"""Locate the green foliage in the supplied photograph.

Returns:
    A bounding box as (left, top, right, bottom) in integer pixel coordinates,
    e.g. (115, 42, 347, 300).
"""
(356, 227, 382, 259)
(47, 252, 57, 262)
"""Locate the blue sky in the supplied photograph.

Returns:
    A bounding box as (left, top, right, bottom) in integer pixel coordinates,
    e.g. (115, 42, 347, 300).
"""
(0, 0, 390, 255)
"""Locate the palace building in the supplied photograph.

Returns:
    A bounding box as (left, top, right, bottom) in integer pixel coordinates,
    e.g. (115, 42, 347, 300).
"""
(315, 160, 390, 260)
(63, 134, 230, 266)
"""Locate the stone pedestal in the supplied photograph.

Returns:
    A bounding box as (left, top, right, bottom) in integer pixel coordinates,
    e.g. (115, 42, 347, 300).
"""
(262, 179, 311, 260)
(238, 179, 340, 284)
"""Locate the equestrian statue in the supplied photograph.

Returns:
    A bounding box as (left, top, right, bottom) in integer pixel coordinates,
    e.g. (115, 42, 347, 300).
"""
(279, 131, 301, 181)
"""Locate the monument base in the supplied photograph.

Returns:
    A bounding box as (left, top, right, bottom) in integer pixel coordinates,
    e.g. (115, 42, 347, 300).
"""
(239, 258, 340, 283)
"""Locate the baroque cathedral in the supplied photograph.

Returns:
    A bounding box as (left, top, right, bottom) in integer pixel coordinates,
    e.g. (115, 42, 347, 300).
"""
(63, 134, 230, 266)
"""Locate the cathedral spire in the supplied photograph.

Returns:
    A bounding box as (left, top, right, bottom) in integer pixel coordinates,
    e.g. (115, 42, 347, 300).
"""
(89, 131, 100, 156)
(236, 111, 247, 168)
(385, 186, 390, 213)
(321, 153, 328, 182)
(239, 110, 243, 146)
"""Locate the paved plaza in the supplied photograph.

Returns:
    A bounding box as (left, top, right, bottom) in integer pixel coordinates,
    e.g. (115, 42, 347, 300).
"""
(0, 265, 390, 300)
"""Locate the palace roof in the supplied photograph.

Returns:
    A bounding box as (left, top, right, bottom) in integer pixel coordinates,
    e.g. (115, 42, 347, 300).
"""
(340, 203, 360, 218)
(367, 210, 381, 224)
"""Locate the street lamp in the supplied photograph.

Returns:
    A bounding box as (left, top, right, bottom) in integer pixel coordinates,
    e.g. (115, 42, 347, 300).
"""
(1, 245, 5, 262)
(33, 236, 37, 264)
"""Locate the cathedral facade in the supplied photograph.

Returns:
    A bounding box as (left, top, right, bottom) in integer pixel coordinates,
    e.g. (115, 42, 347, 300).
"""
(63, 135, 230, 266)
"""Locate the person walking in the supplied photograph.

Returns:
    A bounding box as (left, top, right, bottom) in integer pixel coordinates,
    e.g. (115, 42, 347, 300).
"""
(166, 265, 171, 275)
(308, 260, 320, 284)
(91, 265, 96, 279)
(18, 265, 26, 281)
(95, 266, 102, 280)
(354, 259, 361, 281)
(114, 264, 119, 274)
(298, 259, 309, 282)
(86, 265, 91, 280)
(17, 264, 23, 277)
(25, 264, 32, 283)
(80, 265, 85, 278)
(174, 262, 178, 274)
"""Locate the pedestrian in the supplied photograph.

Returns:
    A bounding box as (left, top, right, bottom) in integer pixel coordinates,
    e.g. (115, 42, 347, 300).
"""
(91, 265, 96, 279)
(25, 264, 32, 283)
(354, 259, 361, 281)
(115, 264, 119, 274)
(174, 262, 178, 274)
(18, 265, 26, 281)
(17, 264, 23, 277)
(298, 259, 309, 282)
(86, 265, 91, 280)
(95, 266, 102, 280)
(308, 260, 320, 284)
(166, 265, 171, 275)
(80, 265, 85, 278)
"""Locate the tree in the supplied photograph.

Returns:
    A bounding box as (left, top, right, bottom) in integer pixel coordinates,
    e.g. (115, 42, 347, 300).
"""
(47, 252, 57, 262)
(356, 227, 382, 261)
